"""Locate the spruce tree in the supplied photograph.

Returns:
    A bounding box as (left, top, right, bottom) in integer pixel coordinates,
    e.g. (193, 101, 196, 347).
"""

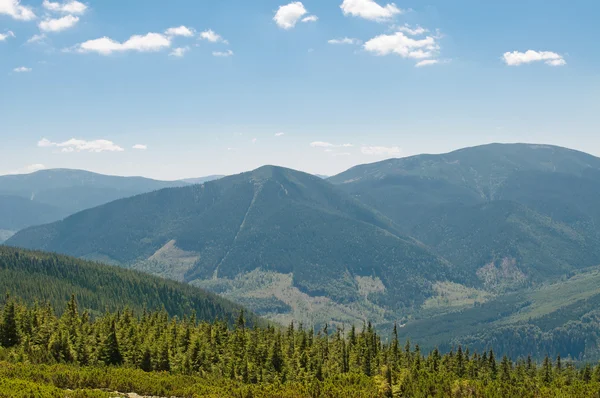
(100, 320, 123, 366)
(0, 301, 20, 348)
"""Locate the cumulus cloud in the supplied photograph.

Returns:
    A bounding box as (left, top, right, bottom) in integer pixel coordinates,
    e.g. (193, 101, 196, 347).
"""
(169, 46, 189, 57)
(0, 0, 36, 21)
(301, 15, 318, 23)
(213, 49, 233, 57)
(0, 30, 15, 41)
(364, 31, 439, 63)
(415, 59, 439, 67)
(13, 66, 31, 72)
(165, 25, 195, 37)
(275, 132, 285, 137)
(43, 0, 87, 14)
(132, 144, 147, 150)
(503, 50, 566, 66)
(39, 15, 79, 32)
(328, 37, 361, 45)
(361, 146, 401, 155)
(274, 2, 309, 30)
(75, 33, 171, 55)
(396, 24, 428, 36)
(38, 138, 125, 153)
(199, 29, 228, 43)
(340, 0, 402, 22)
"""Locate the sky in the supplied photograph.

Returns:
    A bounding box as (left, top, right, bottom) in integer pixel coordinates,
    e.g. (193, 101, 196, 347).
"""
(1, 0, 599, 180)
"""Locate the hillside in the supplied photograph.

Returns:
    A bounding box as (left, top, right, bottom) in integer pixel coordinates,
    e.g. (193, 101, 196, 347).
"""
(0, 169, 186, 232)
(7, 166, 453, 327)
(0, 245, 257, 325)
(330, 144, 600, 286)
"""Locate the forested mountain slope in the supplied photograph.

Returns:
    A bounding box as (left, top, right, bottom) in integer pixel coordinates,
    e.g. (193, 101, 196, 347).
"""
(330, 143, 600, 288)
(7, 166, 453, 327)
(0, 246, 258, 325)
(0, 169, 186, 232)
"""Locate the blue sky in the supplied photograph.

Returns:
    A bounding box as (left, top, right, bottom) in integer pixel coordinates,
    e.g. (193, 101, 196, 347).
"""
(1, 0, 599, 180)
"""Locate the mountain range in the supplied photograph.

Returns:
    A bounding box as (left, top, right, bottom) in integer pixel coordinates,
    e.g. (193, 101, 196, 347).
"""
(6, 143, 600, 359)
(0, 170, 225, 242)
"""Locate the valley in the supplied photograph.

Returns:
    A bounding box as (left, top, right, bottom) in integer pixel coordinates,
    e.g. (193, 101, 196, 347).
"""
(5, 143, 600, 362)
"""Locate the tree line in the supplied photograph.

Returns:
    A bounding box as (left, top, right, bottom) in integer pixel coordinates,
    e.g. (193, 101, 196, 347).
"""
(2, 296, 600, 397)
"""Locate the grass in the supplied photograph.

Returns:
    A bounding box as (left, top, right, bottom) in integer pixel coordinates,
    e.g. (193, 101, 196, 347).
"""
(500, 266, 600, 324)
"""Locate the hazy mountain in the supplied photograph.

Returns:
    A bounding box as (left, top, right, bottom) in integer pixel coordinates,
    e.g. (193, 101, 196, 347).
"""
(7, 166, 452, 327)
(181, 175, 226, 184)
(0, 169, 186, 231)
(0, 246, 259, 325)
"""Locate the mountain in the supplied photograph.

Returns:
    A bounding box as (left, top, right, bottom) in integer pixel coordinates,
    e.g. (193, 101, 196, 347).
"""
(329, 143, 600, 228)
(0, 169, 186, 232)
(330, 143, 600, 287)
(181, 175, 226, 184)
(0, 245, 258, 325)
(7, 166, 453, 327)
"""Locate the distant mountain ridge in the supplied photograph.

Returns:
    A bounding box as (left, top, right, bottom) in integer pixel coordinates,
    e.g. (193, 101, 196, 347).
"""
(7, 165, 453, 327)
(0, 169, 222, 233)
(8, 143, 600, 355)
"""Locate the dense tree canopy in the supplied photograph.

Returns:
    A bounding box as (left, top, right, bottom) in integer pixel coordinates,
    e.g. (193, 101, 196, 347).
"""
(1, 298, 600, 397)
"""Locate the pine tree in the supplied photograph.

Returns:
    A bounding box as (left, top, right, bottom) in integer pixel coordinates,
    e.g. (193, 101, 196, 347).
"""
(543, 355, 553, 384)
(384, 365, 393, 398)
(456, 345, 465, 377)
(0, 301, 20, 348)
(489, 350, 497, 379)
(140, 347, 153, 372)
(500, 355, 512, 383)
(99, 320, 123, 366)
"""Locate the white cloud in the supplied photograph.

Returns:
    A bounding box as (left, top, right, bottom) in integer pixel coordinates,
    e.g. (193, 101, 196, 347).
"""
(0, 0, 36, 21)
(275, 132, 285, 137)
(503, 50, 566, 66)
(361, 146, 401, 155)
(252, 138, 257, 144)
(364, 31, 439, 62)
(27, 33, 46, 43)
(396, 24, 428, 36)
(310, 141, 335, 148)
(132, 144, 147, 150)
(38, 138, 125, 153)
(415, 59, 439, 67)
(301, 15, 318, 23)
(76, 33, 171, 55)
(310, 141, 353, 148)
(43, 0, 87, 15)
(274, 2, 308, 30)
(13, 66, 31, 72)
(39, 15, 79, 32)
(169, 46, 189, 57)
(200, 29, 228, 43)
(340, 0, 402, 22)
(328, 37, 361, 45)
(165, 25, 195, 37)
(212, 49, 233, 57)
(0, 30, 15, 41)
